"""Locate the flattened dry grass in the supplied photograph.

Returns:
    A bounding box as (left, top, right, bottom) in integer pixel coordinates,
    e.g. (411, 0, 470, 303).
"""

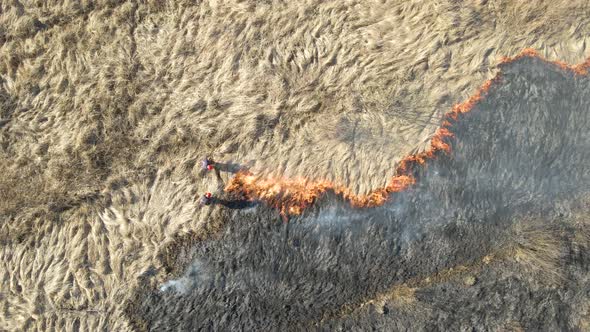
(2, 0, 590, 330)
(509, 220, 565, 283)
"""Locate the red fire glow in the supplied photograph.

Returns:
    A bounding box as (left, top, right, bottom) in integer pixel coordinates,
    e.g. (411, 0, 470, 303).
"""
(223, 49, 590, 216)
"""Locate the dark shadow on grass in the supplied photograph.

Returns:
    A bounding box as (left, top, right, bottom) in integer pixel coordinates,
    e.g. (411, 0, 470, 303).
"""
(214, 162, 247, 174)
(214, 198, 257, 210)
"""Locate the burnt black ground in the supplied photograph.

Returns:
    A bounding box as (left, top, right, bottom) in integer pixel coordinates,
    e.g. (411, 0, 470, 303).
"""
(126, 57, 590, 331)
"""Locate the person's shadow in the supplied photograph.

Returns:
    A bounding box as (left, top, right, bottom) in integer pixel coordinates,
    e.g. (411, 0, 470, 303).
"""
(213, 197, 256, 210)
(214, 162, 247, 174)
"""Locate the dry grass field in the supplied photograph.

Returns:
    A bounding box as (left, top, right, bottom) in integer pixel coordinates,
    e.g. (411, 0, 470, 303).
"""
(2, 1, 590, 331)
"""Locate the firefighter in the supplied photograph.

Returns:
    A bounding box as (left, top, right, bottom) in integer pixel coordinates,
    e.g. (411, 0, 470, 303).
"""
(201, 157, 215, 171)
(199, 192, 213, 206)
(200, 156, 225, 187)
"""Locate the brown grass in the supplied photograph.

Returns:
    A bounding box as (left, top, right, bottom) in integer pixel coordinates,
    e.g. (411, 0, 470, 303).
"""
(2, 0, 590, 330)
(509, 220, 565, 284)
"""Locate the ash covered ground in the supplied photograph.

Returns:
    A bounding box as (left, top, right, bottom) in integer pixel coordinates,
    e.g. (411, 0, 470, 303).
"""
(2, 1, 590, 331)
(127, 58, 590, 330)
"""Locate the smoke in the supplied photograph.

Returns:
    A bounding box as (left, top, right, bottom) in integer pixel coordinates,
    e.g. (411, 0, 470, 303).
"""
(159, 260, 210, 295)
(131, 56, 590, 331)
(225, 49, 590, 217)
(159, 279, 189, 294)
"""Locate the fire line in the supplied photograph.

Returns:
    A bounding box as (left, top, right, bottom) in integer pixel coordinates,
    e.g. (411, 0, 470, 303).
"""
(224, 49, 590, 216)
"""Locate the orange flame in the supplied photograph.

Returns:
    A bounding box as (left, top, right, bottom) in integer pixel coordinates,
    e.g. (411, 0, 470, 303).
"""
(224, 49, 590, 216)
(499, 48, 590, 75)
(224, 172, 417, 215)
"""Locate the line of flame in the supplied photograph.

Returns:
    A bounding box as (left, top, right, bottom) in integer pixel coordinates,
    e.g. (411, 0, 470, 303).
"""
(224, 49, 590, 216)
